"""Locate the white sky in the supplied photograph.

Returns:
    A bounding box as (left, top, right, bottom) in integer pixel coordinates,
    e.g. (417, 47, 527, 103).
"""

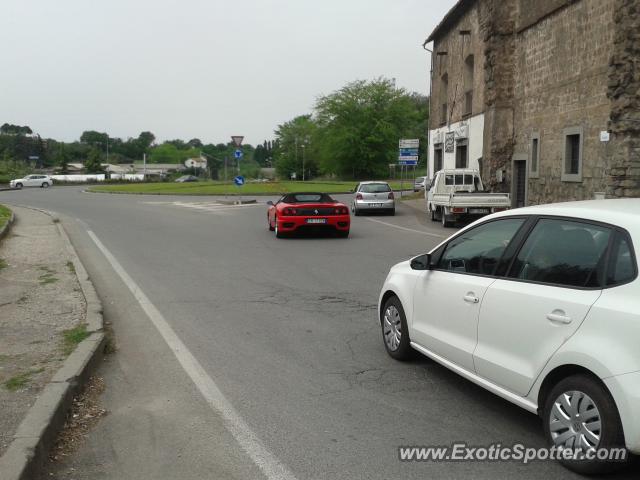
(1, 0, 455, 146)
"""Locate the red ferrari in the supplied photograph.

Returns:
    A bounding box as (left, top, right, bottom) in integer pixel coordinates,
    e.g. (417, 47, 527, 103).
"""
(267, 192, 350, 238)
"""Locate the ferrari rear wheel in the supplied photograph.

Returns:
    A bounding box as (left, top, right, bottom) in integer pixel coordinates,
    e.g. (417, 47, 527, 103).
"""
(275, 218, 285, 238)
(337, 230, 349, 238)
(268, 215, 274, 231)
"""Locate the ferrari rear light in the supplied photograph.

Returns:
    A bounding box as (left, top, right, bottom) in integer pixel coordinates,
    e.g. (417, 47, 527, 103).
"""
(451, 207, 466, 214)
(282, 207, 298, 216)
(388, 192, 394, 200)
(356, 193, 363, 200)
(334, 207, 348, 215)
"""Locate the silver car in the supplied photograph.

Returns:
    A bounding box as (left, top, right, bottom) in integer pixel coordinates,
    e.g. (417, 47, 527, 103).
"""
(352, 181, 395, 216)
(414, 176, 429, 192)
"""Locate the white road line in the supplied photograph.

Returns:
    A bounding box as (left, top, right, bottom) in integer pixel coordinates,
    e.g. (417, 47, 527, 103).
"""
(86, 230, 297, 480)
(364, 217, 446, 238)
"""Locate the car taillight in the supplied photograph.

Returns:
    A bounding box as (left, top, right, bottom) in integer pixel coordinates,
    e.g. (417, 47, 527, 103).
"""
(282, 208, 298, 215)
(451, 207, 466, 214)
(334, 207, 348, 215)
(492, 207, 508, 212)
(356, 193, 363, 200)
(388, 192, 394, 199)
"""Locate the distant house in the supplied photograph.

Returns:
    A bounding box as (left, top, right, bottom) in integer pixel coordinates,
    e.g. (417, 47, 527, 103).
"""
(184, 156, 207, 169)
(132, 163, 185, 177)
(66, 163, 85, 173)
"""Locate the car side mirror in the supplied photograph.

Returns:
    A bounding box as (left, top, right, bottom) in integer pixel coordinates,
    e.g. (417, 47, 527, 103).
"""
(410, 254, 433, 271)
(266, 201, 274, 206)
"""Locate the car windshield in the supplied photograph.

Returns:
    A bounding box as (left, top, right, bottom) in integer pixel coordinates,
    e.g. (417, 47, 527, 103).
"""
(360, 183, 391, 193)
(282, 193, 335, 203)
(415, 177, 425, 182)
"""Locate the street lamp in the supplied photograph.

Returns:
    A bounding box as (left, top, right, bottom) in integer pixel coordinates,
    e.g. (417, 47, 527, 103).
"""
(301, 144, 306, 182)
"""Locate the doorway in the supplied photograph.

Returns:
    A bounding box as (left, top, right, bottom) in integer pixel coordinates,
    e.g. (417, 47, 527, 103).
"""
(513, 159, 527, 208)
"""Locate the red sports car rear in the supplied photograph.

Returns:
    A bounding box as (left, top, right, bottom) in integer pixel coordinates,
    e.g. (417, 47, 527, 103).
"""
(267, 193, 350, 238)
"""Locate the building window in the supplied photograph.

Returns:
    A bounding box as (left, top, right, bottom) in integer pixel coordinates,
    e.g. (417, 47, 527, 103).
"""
(530, 132, 540, 178)
(455, 140, 468, 168)
(561, 127, 583, 182)
(440, 73, 448, 126)
(463, 55, 474, 116)
(434, 145, 443, 172)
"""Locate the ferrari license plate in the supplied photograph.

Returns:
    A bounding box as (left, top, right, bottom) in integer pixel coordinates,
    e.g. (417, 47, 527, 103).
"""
(306, 218, 327, 224)
(469, 208, 490, 214)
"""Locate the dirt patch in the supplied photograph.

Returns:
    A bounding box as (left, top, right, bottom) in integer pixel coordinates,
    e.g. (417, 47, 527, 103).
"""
(0, 206, 86, 456)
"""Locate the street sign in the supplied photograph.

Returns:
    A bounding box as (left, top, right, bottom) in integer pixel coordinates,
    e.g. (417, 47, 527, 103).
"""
(398, 160, 418, 166)
(399, 148, 419, 156)
(399, 139, 419, 149)
(231, 136, 244, 147)
(398, 156, 419, 162)
(234, 149, 243, 159)
(234, 175, 245, 186)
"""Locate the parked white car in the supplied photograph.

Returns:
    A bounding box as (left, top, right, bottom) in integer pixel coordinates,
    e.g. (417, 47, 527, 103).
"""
(378, 199, 640, 474)
(10, 174, 53, 189)
(427, 169, 511, 227)
(413, 176, 429, 192)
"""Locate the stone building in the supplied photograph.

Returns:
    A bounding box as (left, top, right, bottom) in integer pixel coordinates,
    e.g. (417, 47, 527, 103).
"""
(425, 0, 640, 206)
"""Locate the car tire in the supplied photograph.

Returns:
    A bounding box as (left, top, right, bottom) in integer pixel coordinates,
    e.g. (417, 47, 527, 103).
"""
(268, 215, 275, 231)
(542, 374, 629, 475)
(381, 296, 412, 361)
(430, 207, 437, 222)
(41, 182, 49, 188)
(337, 230, 349, 238)
(275, 218, 285, 238)
(441, 210, 451, 228)
(388, 209, 395, 216)
(353, 206, 360, 216)
(15, 183, 23, 190)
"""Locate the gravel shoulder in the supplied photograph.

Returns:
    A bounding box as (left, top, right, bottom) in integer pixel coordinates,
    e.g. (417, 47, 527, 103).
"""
(0, 206, 86, 456)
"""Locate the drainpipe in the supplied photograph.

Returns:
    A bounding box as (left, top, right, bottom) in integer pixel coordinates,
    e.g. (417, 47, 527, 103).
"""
(422, 41, 433, 180)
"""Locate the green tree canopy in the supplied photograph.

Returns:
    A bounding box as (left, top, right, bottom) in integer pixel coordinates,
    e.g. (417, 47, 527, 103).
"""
(314, 78, 421, 178)
(273, 115, 319, 179)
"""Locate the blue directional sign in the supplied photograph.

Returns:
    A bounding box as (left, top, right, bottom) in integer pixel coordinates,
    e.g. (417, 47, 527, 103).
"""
(398, 160, 418, 166)
(234, 175, 245, 186)
(234, 149, 243, 159)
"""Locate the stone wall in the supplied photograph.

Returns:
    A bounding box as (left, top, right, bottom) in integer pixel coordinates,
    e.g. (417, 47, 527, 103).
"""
(511, 0, 615, 204)
(429, 2, 485, 131)
(479, 0, 517, 193)
(606, 0, 640, 198)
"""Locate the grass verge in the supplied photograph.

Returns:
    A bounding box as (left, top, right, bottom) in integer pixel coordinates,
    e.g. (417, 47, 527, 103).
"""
(62, 324, 89, 355)
(88, 180, 413, 196)
(3, 368, 45, 391)
(0, 204, 11, 229)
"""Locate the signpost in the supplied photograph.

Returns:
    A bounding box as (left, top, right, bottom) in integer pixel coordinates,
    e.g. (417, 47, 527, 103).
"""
(398, 139, 420, 196)
(231, 136, 244, 204)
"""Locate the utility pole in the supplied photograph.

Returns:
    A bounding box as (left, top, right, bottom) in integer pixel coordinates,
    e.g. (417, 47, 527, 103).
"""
(302, 144, 306, 182)
(143, 153, 147, 179)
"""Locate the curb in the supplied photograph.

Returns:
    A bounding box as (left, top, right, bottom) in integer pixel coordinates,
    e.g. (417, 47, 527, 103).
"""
(0, 208, 105, 480)
(0, 210, 15, 241)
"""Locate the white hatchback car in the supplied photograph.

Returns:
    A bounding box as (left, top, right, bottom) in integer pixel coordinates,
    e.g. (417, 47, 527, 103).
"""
(378, 199, 639, 474)
(10, 174, 53, 189)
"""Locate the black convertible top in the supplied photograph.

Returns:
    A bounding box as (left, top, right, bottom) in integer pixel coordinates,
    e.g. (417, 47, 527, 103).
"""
(282, 193, 336, 203)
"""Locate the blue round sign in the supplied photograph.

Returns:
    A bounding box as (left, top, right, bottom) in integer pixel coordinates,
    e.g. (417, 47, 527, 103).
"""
(234, 175, 245, 186)
(234, 149, 243, 159)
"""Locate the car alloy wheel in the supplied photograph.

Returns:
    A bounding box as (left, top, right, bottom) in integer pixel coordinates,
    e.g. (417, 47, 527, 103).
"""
(549, 390, 601, 452)
(15, 183, 23, 189)
(383, 305, 402, 351)
(275, 217, 285, 238)
(268, 215, 275, 231)
(41, 182, 49, 188)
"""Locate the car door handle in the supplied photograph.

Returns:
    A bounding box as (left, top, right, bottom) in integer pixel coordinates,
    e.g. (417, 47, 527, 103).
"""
(463, 294, 479, 304)
(546, 312, 572, 324)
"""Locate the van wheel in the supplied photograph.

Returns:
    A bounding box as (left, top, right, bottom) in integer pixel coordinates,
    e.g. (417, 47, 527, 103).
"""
(543, 374, 628, 475)
(441, 211, 451, 228)
(430, 207, 437, 221)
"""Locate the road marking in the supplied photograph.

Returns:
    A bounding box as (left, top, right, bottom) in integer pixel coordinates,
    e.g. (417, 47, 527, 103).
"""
(86, 230, 297, 480)
(364, 217, 446, 238)
(143, 201, 261, 214)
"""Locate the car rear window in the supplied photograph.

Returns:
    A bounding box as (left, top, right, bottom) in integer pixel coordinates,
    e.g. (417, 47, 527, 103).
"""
(283, 193, 335, 203)
(509, 219, 612, 288)
(360, 183, 391, 193)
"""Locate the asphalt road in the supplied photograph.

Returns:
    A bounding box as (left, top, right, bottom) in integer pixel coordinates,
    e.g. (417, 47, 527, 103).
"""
(2, 186, 636, 480)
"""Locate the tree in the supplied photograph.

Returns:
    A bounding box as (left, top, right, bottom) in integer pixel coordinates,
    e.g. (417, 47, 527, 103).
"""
(137, 131, 155, 150)
(187, 138, 203, 148)
(273, 115, 319, 179)
(84, 147, 104, 173)
(80, 130, 109, 150)
(53, 144, 70, 173)
(314, 77, 421, 178)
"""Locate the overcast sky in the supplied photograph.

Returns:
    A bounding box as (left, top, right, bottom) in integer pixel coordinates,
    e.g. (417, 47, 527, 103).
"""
(1, 0, 455, 146)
